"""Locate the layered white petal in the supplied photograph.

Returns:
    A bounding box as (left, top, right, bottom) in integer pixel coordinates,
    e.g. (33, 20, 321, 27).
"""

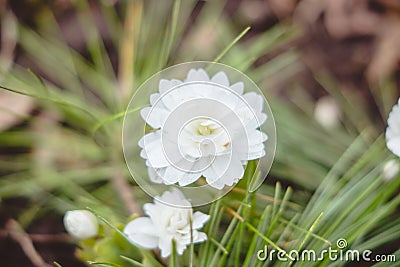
(185, 69, 210, 82)
(211, 71, 229, 86)
(177, 172, 202, 186)
(123, 217, 159, 249)
(231, 82, 244, 95)
(195, 232, 208, 243)
(163, 166, 187, 184)
(143, 140, 169, 168)
(158, 235, 173, 257)
(192, 211, 210, 229)
(209, 153, 244, 189)
(124, 189, 209, 258)
(387, 137, 400, 157)
(140, 107, 170, 129)
(159, 79, 183, 94)
(148, 167, 164, 184)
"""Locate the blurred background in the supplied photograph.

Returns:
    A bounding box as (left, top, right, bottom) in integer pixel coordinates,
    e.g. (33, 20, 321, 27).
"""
(0, 0, 399, 266)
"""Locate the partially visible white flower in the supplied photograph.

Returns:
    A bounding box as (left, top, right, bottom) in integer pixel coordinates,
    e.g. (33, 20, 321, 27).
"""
(139, 68, 268, 189)
(382, 159, 400, 182)
(386, 98, 400, 157)
(63, 210, 99, 239)
(314, 96, 341, 128)
(123, 189, 209, 258)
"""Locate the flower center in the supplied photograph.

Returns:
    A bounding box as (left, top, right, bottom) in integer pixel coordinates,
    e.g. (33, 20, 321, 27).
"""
(197, 124, 213, 135)
(176, 118, 230, 170)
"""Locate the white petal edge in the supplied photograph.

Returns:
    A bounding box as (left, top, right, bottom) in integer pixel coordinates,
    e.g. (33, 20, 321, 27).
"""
(123, 217, 159, 249)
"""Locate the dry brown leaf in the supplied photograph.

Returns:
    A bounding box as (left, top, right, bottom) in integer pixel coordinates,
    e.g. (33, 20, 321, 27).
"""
(240, 0, 268, 22)
(294, 0, 400, 81)
(0, 90, 34, 131)
(367, 17, 400, 82)
(293, 0, 327, 25)
(0, 9, 34, 131)
(181, 22, 219, 59)
(0, 10, 18, 71)
(374, 0, 400, 12)
(324, 0, 381, 38)
(268, 0, 298, 19)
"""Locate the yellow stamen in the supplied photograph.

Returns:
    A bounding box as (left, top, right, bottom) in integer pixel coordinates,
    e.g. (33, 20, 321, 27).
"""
(198, 125, 212, 135)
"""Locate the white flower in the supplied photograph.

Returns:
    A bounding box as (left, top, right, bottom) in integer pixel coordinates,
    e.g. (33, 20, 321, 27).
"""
(386, 98, 400, 157)
(139, 68, 268, 189)
(382, 159, 400, 181)
(314, 96, 341, 128)
(63, 210, 98, 239)
(123, 189, 209, 258)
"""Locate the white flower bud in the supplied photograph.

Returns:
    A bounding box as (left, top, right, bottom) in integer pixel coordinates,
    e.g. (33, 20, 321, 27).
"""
(314, 96, 341, 128)
(63, 210, 98, 239)
(382, 159, 400, 182)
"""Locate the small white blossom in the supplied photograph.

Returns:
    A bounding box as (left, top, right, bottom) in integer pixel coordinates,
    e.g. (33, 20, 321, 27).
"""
(63, 210, 98, 239)
(314, 96, 341, 128)
(386, 98, 400, 157)
(382, 159, 400, 182)
(139, 68, 268, 189)
(123, 189, 209, 258)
